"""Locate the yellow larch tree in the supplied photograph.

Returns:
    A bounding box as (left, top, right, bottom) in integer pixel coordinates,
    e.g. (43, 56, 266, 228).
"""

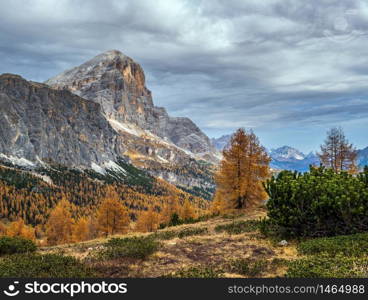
(45, 199, 74, 245)
(135, 207, 160, 232)
(179, 199, 196, 221)
(0, 221, 6, 236)
(7, 218, 35, 240)
(96, 186, 130, 237)
(210, 194, 231, 215)
(160, 198, 180, 225)
(214, 128, 270, 211)
(72, 217, 89, 242)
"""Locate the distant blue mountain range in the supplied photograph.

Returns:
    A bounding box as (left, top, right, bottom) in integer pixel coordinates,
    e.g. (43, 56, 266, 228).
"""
(211, 135, 368, 172)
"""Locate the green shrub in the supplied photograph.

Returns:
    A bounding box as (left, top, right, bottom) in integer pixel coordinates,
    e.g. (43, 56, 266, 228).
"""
(152, 227, 208, 240)
(0, 254, 95, 278)
(265, 166, 368, 237)
(286, 255, 368, 278)
(159, 214, 214, 229)
(168, 213, 182, 226)
(258, 218, 285, 238)
(103, 236, 160, 259)
(229, 258, 268, 277)
(0, 236, 37, 255)
(177, 228, 208, 238)
(215, 220, 260, 234)
(165, 266, 223, 278)
(298, 233, 368, 257)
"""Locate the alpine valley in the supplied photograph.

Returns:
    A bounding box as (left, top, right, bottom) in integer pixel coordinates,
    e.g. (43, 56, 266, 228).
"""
(1, 49, 366, 226)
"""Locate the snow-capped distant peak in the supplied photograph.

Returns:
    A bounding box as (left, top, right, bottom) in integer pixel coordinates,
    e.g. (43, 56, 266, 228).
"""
(270, 146, 306, 161)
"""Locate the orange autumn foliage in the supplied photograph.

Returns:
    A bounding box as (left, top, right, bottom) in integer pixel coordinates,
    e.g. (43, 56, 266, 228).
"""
(45, 199, 74, 245)
(179, 199, 196, 221)
(72, 217, 89, 242)
(214, 128, 270, 211)
(135, 208, 160, 233)
(7, 219, 35, 241)
(96, 187, 129, 237)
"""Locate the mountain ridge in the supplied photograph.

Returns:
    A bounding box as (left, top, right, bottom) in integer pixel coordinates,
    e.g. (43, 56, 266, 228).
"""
(46, 50, 217, 159)
(211, 134, 367, 172)
(0, 50, 219, 194)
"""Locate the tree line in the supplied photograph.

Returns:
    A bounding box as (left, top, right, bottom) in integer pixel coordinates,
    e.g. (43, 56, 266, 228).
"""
(211, 126, 361, 214)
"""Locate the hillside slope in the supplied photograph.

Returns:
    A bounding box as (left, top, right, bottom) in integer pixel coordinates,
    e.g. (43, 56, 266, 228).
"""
(0, 159, 209, 226)
(40, 209, 298, 278)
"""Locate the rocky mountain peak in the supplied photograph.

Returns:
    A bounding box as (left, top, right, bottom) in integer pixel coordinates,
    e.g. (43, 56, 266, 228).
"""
(270, 146, 305, 161)
(46, 50, 216, 157)
(45, 50, 152, 125)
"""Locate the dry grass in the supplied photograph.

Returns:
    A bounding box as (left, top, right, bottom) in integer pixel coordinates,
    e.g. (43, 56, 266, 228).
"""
(38, 208, 298, 278)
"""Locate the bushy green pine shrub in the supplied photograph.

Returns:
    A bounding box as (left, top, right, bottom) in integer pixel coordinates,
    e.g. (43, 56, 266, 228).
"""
(103, 236, 160, 259)
(264, 166, 368, 237)
(298, 233, 368, 257)
(286, 255, 368, 278)
(0, 236, 37, 255)
(152, 227, 208, 240)
(0, 254, 95, 278)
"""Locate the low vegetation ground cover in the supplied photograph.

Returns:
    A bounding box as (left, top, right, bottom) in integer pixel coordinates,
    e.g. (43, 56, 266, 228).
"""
(286, 255, 368, 278)
(4, 207, 368, 278)
(152, 227, 208, 240)
(0, 253, 95, 278)
(0, 236, 37, 256)
(298, 233, 368, 257)
(214, 220, 260, 234)
(100, 236, 160, 260)
(164, 265, 223, 278)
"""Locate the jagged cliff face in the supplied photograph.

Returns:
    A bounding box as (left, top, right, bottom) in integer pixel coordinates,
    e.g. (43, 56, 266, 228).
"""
(46, 51, 153, 127)
(46, 50, 216, 156)
(0, 51, 217, 192)
(0, 74, 120, 167)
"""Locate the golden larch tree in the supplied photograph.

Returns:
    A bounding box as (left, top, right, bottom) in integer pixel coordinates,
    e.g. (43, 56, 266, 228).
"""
(215, 128, 270, 210)
(96, 186, 130, 237)
(0, 221, 6, 236)
(7, 219, 35, 240)
(45, 199, 74, 245)
(135, 207, 160, 232)
(180, 199, 196, 221)
(210, 195, 231, 215)
(72, 217, 89, 242)
(160, 198, 180, 225)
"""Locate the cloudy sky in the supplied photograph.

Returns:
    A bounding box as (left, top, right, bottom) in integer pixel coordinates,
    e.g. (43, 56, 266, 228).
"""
(1, 0, 368, 153)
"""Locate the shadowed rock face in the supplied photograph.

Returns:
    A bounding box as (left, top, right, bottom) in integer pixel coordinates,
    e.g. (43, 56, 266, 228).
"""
(46, 50, 215, 155)
(0, 73, 120, 167)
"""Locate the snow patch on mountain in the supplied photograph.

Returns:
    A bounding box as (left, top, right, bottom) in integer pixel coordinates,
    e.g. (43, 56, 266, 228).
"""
(91, 162, 106, 175)
(0, 153, 36, 168)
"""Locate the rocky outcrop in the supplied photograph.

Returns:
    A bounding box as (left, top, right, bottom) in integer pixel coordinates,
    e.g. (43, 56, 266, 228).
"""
(0, 51, 218, 192)
(0, 73, 120, 167)
(46, 50, 216, 156)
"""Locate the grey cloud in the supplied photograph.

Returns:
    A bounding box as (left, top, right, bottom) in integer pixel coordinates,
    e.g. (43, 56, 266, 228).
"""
(0, 0, 367, 152)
